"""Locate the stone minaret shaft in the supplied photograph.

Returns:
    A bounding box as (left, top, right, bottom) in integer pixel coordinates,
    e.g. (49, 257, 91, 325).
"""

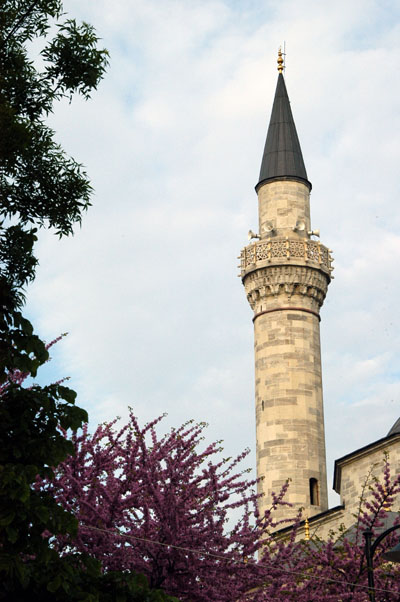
(240, 60, 333, 521)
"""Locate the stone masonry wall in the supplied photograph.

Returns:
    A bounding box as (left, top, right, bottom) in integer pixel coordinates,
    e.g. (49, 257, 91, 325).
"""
(258, 179, 311, 239)
(338, 437, 400, 519)
(253, 303, 328, 521)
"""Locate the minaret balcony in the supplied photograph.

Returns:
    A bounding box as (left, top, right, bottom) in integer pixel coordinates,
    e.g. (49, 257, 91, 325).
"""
(240, 238, 333, 279)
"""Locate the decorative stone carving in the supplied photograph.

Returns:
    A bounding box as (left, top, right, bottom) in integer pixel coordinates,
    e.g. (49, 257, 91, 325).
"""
(243, 264, 329, 313)
(240, 238, 332, 278)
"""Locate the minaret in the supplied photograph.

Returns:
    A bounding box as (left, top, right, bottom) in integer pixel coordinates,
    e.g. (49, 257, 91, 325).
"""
(240, 50, 333, 521)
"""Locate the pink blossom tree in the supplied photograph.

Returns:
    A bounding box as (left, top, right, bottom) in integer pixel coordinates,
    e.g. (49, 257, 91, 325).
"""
(40, 410, 400, 601)
(1, 340, 177, 601)
(40, 411, 283, 600)
(250, 459, 400, 602)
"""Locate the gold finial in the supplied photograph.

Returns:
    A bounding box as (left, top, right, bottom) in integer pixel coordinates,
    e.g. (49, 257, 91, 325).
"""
(304, 517, 310, 541)
(277, 46, 284, 73)
(383, 486, 391, 511)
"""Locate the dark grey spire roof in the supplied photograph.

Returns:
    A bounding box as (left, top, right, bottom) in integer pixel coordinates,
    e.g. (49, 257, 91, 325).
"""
(256, 73, 310, 191)
(388, 417, 400, 437)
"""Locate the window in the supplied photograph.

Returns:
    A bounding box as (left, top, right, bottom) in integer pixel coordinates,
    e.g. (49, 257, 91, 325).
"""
(310, 478, 319, 506)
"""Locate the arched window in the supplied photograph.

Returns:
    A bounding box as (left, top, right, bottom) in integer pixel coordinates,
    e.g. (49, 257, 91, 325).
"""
(310, 478, 319, 506)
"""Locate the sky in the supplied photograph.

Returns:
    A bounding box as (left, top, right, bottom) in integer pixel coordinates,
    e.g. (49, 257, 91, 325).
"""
(26, 0, 400, 506)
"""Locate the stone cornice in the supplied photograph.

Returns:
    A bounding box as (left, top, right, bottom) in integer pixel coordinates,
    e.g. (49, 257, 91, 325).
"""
(243, 264, 330, 312)
(253, 306, 321, 322)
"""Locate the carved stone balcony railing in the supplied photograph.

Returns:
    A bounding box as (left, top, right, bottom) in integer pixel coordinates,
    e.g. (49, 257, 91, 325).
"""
(240, 238, 333, 278)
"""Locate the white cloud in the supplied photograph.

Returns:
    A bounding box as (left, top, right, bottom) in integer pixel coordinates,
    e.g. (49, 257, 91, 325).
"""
(26, 0, 400, 509)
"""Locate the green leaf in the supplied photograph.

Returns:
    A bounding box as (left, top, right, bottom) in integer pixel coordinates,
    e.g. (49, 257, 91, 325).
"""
(57, 385, 77, 404)
(47, 574, 62, 592)
(6, 526, 18, 543)
(35, 505, 49, 523)
(0, 510, 15, 526)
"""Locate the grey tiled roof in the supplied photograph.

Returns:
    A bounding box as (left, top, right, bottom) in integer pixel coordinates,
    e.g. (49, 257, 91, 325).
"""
(388, 417, 400, 436)
(257, 73, 309, 190)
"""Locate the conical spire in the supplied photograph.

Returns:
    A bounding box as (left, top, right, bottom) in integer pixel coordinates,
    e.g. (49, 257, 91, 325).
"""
(256, 70, 310, 191)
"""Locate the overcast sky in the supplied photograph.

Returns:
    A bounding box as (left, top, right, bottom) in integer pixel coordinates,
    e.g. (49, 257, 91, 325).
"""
(26, 0, 400, 506)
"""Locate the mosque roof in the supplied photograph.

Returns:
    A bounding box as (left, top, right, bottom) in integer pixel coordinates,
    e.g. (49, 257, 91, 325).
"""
(256, 72, 311, 191)
(387, 417, 400, 436)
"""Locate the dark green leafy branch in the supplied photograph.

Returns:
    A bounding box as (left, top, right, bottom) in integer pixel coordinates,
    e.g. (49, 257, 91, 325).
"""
(0, 2, 176, 599)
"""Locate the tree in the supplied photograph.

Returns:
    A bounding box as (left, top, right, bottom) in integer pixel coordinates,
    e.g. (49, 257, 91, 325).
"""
(0, 5, 178, 597)
(0, 0, 108, 379)
(1, 344, 177, 601)
(0, 2, 161, 599)
(41, 411, 400, 602)
(0, 6, 178, 596)
(252, 459, 400, 601)
(39, 411, 284, 601)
